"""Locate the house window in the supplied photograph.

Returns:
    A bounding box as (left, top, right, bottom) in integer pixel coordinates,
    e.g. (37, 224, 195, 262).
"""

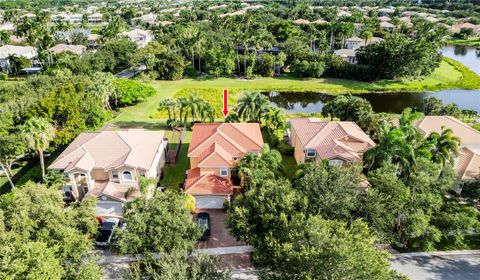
(233, 157, 238, 161)
(306, 149, 316, 158)
(220, 168, 228, 177)
(123, 171, 133, 181)
(329, 159, 343, 167)
(112, 170, 118, 179)
(83, 186, 89, 195)
(139, 171, 146, 177)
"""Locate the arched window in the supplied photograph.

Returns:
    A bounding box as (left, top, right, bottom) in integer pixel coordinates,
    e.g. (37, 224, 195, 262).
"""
(123, 171, 133, 181)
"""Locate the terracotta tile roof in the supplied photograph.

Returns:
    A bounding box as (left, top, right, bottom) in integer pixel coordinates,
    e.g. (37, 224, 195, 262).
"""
(86, 180, 140, 202)
(49, 130, 165, 172)
(414, 116, 480, 146)
(184, 168, 233, 195)
(197, 143, 232, 168)
(188, 123, 263, 159)
(290, 118, 375, 161)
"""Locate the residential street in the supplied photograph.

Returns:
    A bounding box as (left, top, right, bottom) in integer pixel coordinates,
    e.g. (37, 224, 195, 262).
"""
(391, 251, 480, 280)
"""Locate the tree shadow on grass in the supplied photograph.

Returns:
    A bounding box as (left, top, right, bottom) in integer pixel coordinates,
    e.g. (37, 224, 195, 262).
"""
(112, 121, 168, 131)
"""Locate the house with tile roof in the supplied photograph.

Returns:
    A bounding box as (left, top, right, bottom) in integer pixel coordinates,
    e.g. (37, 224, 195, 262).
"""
(50, 44, 87, 56)
(120, 29, 154, 48)
(289, 118, 375, 165)
(49, 130, 168, 218)
(413, 116, 480, 181)
(185, 123, 264, 209)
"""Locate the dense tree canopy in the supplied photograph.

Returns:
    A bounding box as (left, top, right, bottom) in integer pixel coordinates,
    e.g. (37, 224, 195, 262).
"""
(0, 182, 100, 279)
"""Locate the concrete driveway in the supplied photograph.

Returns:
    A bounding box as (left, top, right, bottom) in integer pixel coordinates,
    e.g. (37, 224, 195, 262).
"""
(391, 252, 480, 280)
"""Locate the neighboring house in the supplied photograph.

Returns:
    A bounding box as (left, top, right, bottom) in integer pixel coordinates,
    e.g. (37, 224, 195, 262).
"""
(51, 13, 83, 24)
(380, 21, 396, 32)
(289, 118, 375, 165)
(345, 36, 363, 49)
(378, 7, 395, 15)
(334, 48, 357, 64)
(120, 29, 154, 48)
(379, 16, 391, 22)
(185, 123, 264, 209)
(50, 44, 87, 56)
(337, 10, 352, 17)
(450, 23, 480, 36)
(87, 13, 103, 24)
(87, 34, 100, 50)
(48, 130, 168, 218)
(0, 45, 37, 72)
(413, 116, 480, 181)
(132, 13, 157, 25)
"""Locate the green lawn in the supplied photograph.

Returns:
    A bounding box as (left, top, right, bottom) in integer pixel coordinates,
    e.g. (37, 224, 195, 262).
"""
(446, 37, 480, 47)
(160, 131, 192, 191)
(112, 58, 480, 126)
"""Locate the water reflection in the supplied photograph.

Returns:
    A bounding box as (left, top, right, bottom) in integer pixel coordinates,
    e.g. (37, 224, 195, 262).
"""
(265, 90, 480, 114)
(442, 45, 480, 75)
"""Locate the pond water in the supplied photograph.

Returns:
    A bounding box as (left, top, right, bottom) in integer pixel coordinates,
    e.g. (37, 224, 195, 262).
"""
(266, 90, 480, 114)
(442, 45, 480, 75)
(266, 45, 480, 114)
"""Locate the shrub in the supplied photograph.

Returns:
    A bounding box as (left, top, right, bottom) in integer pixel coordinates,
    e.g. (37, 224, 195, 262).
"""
(277, 140, 294, 156)
(113, 78, 156, 106)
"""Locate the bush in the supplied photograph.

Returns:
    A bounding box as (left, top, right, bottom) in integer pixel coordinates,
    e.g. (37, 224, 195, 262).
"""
(0, 73, 7, 80)
(113, 78, 156, 106)
(255, 53, 275, 77)
(277, 140, 294, 156)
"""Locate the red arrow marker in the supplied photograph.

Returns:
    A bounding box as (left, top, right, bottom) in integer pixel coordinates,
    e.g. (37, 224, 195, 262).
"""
(222, 89, 229, 117)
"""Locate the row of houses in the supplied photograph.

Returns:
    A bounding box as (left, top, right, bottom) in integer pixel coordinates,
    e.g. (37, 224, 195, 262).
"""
(47, 116, 480, 219)
(0, 27, 154, 73)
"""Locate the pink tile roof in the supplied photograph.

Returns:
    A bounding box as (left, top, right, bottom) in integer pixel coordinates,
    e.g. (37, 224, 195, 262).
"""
(188, 123, 263, 159)
(290, 118, 375, 161)
(184, 168, 233, 195)
(49, 130, 165, 172)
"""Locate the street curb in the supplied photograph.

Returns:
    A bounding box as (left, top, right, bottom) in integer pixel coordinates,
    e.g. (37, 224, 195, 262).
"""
(391, 250, 480, 258)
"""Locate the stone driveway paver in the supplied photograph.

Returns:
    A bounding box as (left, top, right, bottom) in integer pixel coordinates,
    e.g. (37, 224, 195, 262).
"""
(194, 209, 245, 248)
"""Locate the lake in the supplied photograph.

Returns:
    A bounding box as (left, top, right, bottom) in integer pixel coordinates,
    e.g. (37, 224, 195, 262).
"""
(267, 46, 480, 114)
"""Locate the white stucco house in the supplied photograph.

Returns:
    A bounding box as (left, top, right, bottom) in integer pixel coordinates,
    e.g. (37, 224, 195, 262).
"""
(120, 29, 154, 48)
(0, 45, 38, 72)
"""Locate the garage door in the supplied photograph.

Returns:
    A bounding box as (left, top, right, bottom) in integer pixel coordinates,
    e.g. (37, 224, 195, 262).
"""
(195, 196, 225, 209)
(96, 201, 124, 218)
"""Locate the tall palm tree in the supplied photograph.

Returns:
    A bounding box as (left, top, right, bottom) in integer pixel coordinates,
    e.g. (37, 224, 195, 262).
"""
(184, 93, 202, 123)
(262, 108, 286, 139)
(427, 127, 460, 167)
(236, 92, 270, 122)
(21, 117, 56, 180)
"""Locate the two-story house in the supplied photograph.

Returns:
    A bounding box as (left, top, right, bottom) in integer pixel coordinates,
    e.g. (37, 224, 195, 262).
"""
(185, 123, 264, 209)
(289, 118, 375, 165)
(49, 130, 168, 218)
(120, 29, 154, 48)
(413, 116, 480, 181)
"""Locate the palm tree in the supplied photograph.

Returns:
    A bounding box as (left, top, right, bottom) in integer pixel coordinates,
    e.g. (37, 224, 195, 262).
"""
(21, 117, 56, 180)
(262, 108, 286, 140)
(184, 93, 203, 123)
(159, 98, 178, 121)
(427, 127, 460, 167)
(236, 92, 270, 122)
(198, 100, 215, 123)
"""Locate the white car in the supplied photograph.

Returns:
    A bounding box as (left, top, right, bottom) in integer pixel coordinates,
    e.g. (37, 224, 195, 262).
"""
(95, 218, 120, 247)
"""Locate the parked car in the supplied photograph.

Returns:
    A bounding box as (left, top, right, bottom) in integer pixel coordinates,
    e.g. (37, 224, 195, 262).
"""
(197, 212, 211, 241)
(95, 218, 120, 247)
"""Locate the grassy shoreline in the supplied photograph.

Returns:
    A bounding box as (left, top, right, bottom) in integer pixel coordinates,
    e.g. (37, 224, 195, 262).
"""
(113, 58, 480, 126)
(446, 37, 480, 47)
